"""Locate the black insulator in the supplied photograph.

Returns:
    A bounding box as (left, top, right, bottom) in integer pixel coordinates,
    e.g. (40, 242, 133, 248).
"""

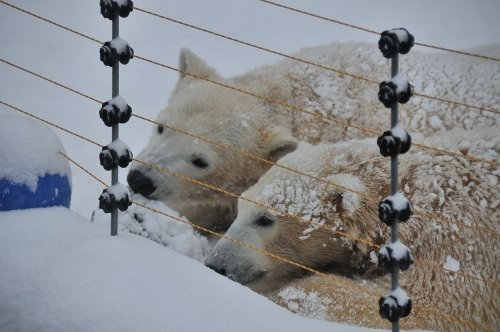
(100, 0, 134, 20)
(100, 144, 133, 170)
(117, 148, 133, 168)
(379, 295, 412, 322)
(116, 193, 132, 211)
(99, 104, 120, 127)
(378, 80, 413, 108)
(378, 28, 414, 58)
(378, 195, 412, 226)
(377, 129, 412, 157)
(119, 105, 132, 123)
(100, 42, 118, 67)
(99, 189, 116, 213)
(117, 44, 134, 65)
(100, 146, 118, 171)
(99, 102, 132, 126)
(100, 41, 134, 67)
(99, 186, 131, 213)
(378, 245, 414, 272)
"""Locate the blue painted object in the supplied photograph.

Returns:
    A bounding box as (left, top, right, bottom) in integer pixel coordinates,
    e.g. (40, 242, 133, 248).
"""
(0, 174, 71, 211)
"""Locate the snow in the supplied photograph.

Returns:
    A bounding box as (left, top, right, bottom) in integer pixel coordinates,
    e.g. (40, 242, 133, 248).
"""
(391, 28, 410, 44)
(428, 115, 442, 129)
(442, 255, 460, 273)
(108, 138, 131, 158)
(379, 240, 412, 261)
(105, 182, 130, 200)
(277, 287, 333, 320)
(388, 192, 410, 211)
(0, 114, 71, 192)
(390, 125, 409, 143)
(92, 194, 212, 262)
(109, 36, 130, 54)
(391, 73, 409, 94)
(105, 94, 129, 112)
(389, 287, 410, 307)
(0, 207, 382, 332)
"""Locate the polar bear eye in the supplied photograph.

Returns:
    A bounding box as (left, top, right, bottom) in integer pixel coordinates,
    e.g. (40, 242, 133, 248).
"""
(192, 157, 209, 169)
(157, 124, 164, 134)
(255, 216, 274, 227)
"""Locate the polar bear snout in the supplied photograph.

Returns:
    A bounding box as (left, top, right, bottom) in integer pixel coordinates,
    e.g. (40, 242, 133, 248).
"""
(205, 246, 265, 286)
(205, 262, 226, 276)
(127, 170, 156, 197)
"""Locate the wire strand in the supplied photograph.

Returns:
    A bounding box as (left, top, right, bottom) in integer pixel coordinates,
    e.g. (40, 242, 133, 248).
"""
(258, 0, 500, 63)
(134, 5, 499, 115)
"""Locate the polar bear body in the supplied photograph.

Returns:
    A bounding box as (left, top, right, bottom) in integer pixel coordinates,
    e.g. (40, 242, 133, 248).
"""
(206, 129, 499, 331)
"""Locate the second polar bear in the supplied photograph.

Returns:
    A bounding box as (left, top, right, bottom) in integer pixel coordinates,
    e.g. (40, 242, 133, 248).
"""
(205, 129, 499, 331)
(128, 43, 499, 230)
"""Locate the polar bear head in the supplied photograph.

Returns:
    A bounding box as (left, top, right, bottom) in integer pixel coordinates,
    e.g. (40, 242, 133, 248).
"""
(205, 142, 386, 292)
(128, 49, 298, 230)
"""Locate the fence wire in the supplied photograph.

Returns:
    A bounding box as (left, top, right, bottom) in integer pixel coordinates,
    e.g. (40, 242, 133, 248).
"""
(133, 5, 499, 115)
(258, 0, 500, 63)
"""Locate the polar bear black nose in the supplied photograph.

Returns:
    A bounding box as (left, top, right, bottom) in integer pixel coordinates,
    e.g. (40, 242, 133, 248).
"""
(127, 170, 156, 197)
(206, 263, 226, 276)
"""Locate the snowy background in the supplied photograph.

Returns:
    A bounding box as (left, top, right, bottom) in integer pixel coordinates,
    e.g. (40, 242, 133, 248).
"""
(1, 0, 499, 331)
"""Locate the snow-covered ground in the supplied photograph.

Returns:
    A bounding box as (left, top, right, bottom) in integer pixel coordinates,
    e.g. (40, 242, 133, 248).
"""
(1, 1, 499, 331)
(0, 207, 384, 332)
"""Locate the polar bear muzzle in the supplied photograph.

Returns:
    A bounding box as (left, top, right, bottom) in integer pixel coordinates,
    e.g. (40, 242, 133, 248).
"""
(127, 169, 156, 197)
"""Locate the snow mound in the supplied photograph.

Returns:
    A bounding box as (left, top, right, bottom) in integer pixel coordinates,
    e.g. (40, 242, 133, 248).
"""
(0, 207, 383, 332)
(92, 193, 212, 262)
(0, 114, 71, 192)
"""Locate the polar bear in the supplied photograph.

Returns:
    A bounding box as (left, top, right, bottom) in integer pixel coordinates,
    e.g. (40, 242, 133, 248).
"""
(128, 42, 499, 230)
(205, 129, 499, 331)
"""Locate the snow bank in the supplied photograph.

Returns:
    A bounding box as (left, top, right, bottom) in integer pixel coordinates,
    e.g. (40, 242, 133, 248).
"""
(92, 194, 212, 262)
(0, 114, 71, 192)
(0, 207, 385, 332)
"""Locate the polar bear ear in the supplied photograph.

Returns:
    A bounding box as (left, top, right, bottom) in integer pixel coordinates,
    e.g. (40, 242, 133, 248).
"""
(178, 48, 220, 82)
(264, 127, 298, 162)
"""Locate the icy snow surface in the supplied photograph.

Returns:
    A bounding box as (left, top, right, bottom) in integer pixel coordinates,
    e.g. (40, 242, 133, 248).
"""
(0, 207, 384, 332)
(0, 114, 71, 192)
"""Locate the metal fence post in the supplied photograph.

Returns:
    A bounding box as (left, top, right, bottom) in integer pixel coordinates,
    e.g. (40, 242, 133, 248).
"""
(98, 0, 135, 236)
(376, 28, 415, 331)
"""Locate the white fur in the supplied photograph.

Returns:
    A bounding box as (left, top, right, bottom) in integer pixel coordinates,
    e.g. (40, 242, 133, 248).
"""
(130, 42, 499, 230)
